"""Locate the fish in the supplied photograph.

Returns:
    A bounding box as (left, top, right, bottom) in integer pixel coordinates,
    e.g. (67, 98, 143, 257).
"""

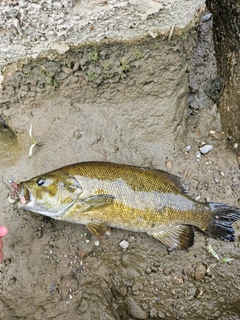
(11, 161, 240, 250)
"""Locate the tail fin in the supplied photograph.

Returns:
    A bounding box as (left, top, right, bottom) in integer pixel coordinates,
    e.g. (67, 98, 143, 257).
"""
(205, 203, 240, 241)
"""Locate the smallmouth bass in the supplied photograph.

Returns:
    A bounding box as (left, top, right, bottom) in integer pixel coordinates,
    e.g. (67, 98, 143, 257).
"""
(11, 161, 240, 250)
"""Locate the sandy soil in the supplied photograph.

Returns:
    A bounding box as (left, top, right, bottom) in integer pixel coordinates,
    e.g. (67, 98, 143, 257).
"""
(0, 13, 240, 320)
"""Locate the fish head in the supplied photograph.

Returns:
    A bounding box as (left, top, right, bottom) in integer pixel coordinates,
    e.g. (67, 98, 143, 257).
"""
(14, 172, 82, 218)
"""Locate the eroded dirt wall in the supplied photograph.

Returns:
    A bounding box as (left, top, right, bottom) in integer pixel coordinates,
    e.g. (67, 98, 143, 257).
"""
(207, 0, 240, 156)
(0, 35, 195, 169)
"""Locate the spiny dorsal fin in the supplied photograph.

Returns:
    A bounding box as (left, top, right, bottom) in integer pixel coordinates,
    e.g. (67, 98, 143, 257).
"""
(140, 166, 187, 194)
(86, 222, 107, 239)
(152, 225, 194, 250)
(153, 169, 188, 194)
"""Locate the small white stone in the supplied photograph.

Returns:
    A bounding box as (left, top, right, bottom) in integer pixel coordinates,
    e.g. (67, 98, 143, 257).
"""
(95, 240, 100, 246)
(199, 144, 213, 154)
(196, 151, 201, 159)
(119, 240, 129, 249)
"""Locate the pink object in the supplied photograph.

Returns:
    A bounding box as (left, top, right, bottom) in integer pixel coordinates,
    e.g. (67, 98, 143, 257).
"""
(0, 226, 8, 238)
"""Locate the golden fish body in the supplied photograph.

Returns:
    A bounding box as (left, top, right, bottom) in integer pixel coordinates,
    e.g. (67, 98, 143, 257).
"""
(15, 162, 240, 250)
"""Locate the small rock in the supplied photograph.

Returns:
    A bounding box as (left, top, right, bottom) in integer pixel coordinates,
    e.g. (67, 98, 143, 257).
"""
(126, 297, 148, 319)
(185, 145, 191, 153)
(196, 151, 201, 161)
(195, 287, 204, 298)
(200, 144, 213, 154)
(141, 302, 148, 311)
(202, 13, 212, 22)
(165, 160, 173, 171)
(158, 311, 165, 318)
(95, 240, 100, 246)
(146, 267, 151, 274)
(194, 262, 206, 280)
(119, 240, 129, 249)
(132, 282, 143, 295)
(150, 308, 158, 317)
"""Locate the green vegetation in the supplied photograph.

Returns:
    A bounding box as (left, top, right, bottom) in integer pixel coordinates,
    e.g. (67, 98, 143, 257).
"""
(121, 60, 131, 73)
(133, 51, 142, 60)
(88, 47, 101, 62)
(87, 71, 99, 80)
(48, 74, 58, 87)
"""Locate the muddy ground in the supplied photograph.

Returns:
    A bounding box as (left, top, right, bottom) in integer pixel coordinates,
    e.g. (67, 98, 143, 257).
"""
(0, 13, 240, 320)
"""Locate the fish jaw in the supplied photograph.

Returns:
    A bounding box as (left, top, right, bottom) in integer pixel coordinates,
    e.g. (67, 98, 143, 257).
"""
(15, 182, 62, 217)
(15, 176, 82, 218)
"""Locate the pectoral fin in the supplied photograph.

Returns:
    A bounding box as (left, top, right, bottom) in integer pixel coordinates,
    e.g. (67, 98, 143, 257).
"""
(86, 222, 107, 239)
(152, 225, 194, 250)
(80, 194, 115, 212)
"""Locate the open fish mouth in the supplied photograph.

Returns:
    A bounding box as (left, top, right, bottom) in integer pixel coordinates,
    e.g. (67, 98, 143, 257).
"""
(9, 181, 31, 205)
(17, 183, 31, 205)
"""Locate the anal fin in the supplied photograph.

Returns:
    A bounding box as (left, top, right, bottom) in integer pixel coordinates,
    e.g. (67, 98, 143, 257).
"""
(86, 222, 107, 239)
(152, 225, 194, 250)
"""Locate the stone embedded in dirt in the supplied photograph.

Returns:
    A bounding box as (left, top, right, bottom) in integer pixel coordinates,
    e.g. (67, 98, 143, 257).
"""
(194, 262, 207, 280)
(119, 240, 129, 249)
(126, 297, 148, 319)
(202, 13, 212, 22)
(199, 144, 214, 154)
(194, 287, 204, 299)
(185, 145, 191, 153)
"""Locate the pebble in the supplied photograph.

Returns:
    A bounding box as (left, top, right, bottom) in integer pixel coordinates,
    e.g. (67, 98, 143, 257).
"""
(126, 297, 148, 319)
(194, 287, 204, 298)
(94, 240, 100, 246)
(165, 160, 173, 171)
(202, 13, 212, 22)
(150, 308, 158, 317)
(141, 302, 148, 311)
(119, 240, 129, 249)
(158, 311, 166, 318)
(146, 267, 152, 274)
(200, 144, 213, 154)
(196, 151, 201, 161)
(73, 129, 83, 139)
(194, 262, 206, 280)
(185, 145, 191, 153)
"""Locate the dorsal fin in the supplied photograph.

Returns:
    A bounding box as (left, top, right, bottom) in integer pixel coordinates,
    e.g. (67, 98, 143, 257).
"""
(150, 168, 188, 194)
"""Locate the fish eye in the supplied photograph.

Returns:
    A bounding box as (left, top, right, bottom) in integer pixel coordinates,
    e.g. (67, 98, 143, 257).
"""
(36, 178, 45, 186)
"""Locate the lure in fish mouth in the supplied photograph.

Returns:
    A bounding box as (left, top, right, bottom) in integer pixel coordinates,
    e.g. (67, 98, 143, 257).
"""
(9, 161, 240, 250)
(12, 172, 83, 218)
